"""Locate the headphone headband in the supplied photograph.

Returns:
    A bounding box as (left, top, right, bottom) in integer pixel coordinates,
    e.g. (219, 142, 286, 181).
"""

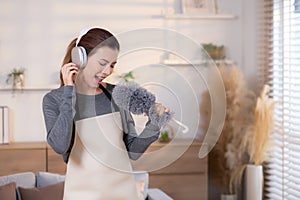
(75, 26, 102, 46)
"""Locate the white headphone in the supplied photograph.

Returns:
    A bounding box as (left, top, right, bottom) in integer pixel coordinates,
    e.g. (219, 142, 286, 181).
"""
(71, 27, 98, 68)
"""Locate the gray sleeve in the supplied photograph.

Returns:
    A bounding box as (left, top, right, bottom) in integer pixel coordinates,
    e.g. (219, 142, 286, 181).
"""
(120, 109, 160, 160)
(42, 86, 75, 154)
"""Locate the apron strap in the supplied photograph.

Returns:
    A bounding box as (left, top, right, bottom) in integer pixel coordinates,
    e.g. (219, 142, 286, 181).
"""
(99, 84, 119, 112)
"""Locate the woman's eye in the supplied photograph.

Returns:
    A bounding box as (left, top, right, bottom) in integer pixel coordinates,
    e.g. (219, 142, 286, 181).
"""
(100, 63, 106, 66)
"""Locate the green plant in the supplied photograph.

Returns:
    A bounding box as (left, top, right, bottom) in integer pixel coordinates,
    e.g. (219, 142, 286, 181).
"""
(202, 43, 225, 60)
(159, 131, 170, 142)
(6, 67, 25, 90)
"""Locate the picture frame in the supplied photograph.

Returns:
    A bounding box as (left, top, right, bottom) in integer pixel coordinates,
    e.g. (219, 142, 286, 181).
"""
(182, 0, 217, 14)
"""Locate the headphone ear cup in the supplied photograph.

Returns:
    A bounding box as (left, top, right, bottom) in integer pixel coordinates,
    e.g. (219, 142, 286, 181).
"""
(71, 46, 87, 68)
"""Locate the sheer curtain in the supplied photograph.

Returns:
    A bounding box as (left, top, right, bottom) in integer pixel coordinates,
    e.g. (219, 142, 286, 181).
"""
(259, 0, 300, 199)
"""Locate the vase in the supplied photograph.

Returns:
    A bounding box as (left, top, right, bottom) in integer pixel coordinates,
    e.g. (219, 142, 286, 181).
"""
(245, 164, 263, 200)
(14, 74, 25, 89)
(221, 194, 237, 200)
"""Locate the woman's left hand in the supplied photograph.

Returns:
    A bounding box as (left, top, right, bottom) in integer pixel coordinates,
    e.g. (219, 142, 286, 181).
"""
(148, 103, 173, 128)
(154, 103, 170, 116)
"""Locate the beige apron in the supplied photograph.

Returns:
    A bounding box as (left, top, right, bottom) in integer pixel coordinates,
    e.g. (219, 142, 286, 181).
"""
(63, 112, 140, 200)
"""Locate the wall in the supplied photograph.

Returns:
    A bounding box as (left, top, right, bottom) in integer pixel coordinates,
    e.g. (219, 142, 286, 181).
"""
(0, 0, 258, 142)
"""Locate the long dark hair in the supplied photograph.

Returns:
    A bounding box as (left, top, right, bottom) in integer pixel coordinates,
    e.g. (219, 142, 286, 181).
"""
(59, 28, 120, 86)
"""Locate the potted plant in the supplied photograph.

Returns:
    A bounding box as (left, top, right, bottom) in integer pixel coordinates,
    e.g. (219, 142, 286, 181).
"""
(202, 43, 226, 60)
(158, 125, 174, 143)
(200, 64, 275, 199)
(240, 84, 275, 200)
(6, 67, 25, 91)
(159, 131, 171, 143)
(200, 64, 256, 199)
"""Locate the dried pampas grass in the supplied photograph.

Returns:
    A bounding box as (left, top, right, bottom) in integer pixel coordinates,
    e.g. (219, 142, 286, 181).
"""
(201, 64, 256, 194)
(228, 84, 275, 195)
(241, 84, 275, 166)
(200, 64, 275, 195)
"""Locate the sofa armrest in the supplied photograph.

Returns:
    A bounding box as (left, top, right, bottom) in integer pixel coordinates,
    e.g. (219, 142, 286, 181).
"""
(147, 188, 173, 200)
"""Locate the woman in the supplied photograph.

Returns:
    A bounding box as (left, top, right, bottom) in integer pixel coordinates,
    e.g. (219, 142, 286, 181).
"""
(42, 27, 168, 199)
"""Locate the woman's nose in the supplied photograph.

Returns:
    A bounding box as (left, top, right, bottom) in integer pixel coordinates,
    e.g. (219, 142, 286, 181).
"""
(102, 65, 113, 75)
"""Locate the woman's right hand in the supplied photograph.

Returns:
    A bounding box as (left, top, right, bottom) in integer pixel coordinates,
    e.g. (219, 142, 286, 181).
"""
(61, 63, 78, 86)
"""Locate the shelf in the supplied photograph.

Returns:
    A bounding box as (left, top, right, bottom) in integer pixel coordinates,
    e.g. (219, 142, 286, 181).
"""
(161, 59, 235, 66)
(0, 142, 46, 150)
(153, 13, 237, 20)
(0, 86, 58, 92)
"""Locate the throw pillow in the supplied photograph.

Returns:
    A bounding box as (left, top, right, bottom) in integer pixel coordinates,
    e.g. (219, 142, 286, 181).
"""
(36, 172, 65, 187)
(0, 182, 17, 200)
(0, 172, 36, 200)
(18, 181, 64, 200)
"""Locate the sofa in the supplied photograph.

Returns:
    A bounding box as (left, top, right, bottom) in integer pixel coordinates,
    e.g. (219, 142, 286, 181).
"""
(0, 171, 173, 200)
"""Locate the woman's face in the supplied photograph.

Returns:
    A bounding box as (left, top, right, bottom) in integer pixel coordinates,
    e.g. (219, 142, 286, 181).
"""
(81, 46, 118, 89)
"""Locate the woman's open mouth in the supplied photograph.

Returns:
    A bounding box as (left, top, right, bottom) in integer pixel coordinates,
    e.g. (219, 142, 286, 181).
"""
(95, 76, 103, 84)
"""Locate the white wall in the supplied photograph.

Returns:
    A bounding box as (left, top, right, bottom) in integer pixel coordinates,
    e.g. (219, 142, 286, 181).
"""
(0, 0, 258, 142)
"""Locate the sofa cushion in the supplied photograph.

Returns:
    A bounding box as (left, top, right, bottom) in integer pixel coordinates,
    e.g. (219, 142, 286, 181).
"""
(0, 172, 36, 200)
(36, 172, 65, 187)
(0, 172, 35, 188)
(36, 171, 148, 199)
(0, 182, 17, 200)
(18, 181, 64, 200)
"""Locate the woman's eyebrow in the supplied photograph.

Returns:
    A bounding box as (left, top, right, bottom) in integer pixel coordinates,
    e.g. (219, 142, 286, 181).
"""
(99, 59, 117, 65)
(99, 59, 109, 63)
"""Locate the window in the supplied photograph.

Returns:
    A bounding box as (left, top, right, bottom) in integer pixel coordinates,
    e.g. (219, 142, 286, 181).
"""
(259, 0, 300, 199)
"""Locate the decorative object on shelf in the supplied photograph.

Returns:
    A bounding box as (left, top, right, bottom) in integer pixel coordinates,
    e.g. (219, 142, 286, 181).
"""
(159, 0, 237, 19)
(6, 67, 25, 91)
(159, 131, 170, 143)
(202, 43, 225, 60)
(158, 125, 174, 143)
(0, 106, 10, 144)
(182, 0, 217, 14)
(200, 65, 256, 198)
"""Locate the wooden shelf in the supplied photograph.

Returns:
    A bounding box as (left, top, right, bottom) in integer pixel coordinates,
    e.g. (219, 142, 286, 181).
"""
(161, 59, 235, 66)
(153, 13, 237, 20)
(151, 139, 202, 147)
(0, 86, 58, 92)
(0, 142, 46, 150)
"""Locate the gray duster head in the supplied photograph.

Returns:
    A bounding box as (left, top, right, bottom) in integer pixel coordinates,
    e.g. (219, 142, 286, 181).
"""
(112, 81, 156, 115)
(112, 81, 173, 128)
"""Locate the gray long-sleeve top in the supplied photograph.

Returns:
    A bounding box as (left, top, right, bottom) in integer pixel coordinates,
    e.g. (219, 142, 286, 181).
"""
(42, 84, 160, 163)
